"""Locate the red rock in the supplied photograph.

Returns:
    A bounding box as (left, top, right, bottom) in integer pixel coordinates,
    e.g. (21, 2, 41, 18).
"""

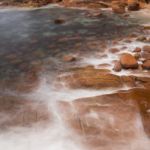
(121, 75, 136, 87)
(136, 36, 147, 42)
(109, 48, 120, 53)
(113, 61, 122, 72)
(135, 76, 150, 88)
(143, 26, 150, 30)
(133, 47, 141, 53)
(63, 0, 111, 8)
(141, 52, 150, 60)
(54, 18, 65, 24)
(142, 60, 150, 70)
(129, 88, 150, 136)
(128, 1, 140, 11)
(128, 33, 138, 38)
(111, 1, 126, 14)
(58, 67, 122, 89)
(143, 45, 150, 53)
(112, 6, 125, 14)
(2, 0, 59, 7)
(58, 88, 150, 148)
(63, 55, 76, 62)
(120, 53, 138, 69)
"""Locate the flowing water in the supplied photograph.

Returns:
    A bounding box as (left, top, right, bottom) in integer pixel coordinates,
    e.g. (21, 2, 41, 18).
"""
(0, 5, 150, 150)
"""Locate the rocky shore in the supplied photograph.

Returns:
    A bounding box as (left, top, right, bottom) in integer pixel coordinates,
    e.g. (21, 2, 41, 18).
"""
(0, 0, 149, 8)
(0, 1, 150, 150)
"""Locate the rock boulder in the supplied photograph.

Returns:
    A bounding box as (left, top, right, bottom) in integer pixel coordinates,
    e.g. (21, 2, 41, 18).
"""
(120, 53, 138, 69)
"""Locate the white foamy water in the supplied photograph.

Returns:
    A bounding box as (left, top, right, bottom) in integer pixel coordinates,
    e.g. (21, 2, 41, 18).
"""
(0, 82, 150, 150)
(0, 84, 149, 150)
(0, 78, 86, 150)
(26, 78, 132, 102)
(0, 75, 150, 150)
(116, 41, 146, 52)
(80, 34, 150, 77)
(0, 123, 83, 150)
(81, 53, 117, 70)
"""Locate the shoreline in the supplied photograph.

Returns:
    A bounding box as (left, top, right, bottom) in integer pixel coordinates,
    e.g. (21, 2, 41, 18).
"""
(0, 2, 149, 150)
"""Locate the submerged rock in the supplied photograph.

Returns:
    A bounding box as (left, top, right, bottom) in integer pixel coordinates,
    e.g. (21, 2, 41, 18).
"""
(143, 45, 150, 53)
(141, 52, 150, 60)
(0, 95, 50, 130)
(63, 55, 76, 62)
(109, 48, 120, 53)
(113, 61, 122, 72)
(54, 18, 65, 24)
(121, 75, 136, 87)
(141, 45, 150, 60)
(142, 60, 150, 70)
(135, 76, 150, 88)
(136, 36, 147, 42)
(0, 65, 42, 93)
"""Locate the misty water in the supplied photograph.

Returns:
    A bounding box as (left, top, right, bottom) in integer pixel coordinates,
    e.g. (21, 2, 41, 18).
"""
(0, 5, 150, 150)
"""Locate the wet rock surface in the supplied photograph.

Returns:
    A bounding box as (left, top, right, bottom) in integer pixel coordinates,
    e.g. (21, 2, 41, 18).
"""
(58, 67, 122, 89)
(58, 88, 150, 149)
(0, 0, 59, 7)
(128, 2, 140, 11)
(0, 3, 150, 150)
(111, 1, 126, 14)
(120, 53, 138, 69)
(142, 60, 150, 70)
(0, 94, 50, 129)
(63, 55, 76, 62)
(113, 61, 122, 72)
